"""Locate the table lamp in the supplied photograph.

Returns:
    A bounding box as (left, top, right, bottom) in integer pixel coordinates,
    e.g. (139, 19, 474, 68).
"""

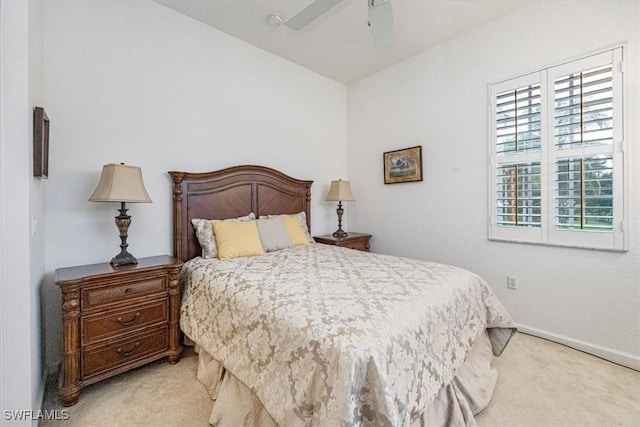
(325, 179, 355, 238)
(89, 163, 152, 266)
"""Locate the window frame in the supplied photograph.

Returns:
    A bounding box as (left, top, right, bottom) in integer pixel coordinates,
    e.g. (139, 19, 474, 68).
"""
(488, 46, 627, 251)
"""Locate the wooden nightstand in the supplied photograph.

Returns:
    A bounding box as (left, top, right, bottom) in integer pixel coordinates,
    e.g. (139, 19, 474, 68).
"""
(55, 255, 183, 406)
(314, 232, 372, 252)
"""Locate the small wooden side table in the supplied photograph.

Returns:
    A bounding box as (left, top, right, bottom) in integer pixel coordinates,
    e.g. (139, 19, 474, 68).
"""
(313, 232, 372, 252)
(55, 255, 183, 406)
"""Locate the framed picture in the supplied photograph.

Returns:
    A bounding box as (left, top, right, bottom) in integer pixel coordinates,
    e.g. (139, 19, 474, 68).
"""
(383, 145, 423, 184)
(33, 106, 50, 178)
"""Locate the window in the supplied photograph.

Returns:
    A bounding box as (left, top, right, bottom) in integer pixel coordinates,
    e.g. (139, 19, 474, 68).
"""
(489, 47, 626, 251)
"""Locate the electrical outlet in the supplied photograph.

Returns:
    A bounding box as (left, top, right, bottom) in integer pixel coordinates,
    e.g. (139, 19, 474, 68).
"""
(507, 275, 518, 290)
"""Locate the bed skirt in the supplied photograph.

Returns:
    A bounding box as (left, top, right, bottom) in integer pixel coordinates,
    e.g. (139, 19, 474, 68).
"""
(192, 330, 497, 427)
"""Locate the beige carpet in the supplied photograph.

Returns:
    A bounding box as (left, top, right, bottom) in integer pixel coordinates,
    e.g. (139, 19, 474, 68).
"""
(41, 333, 640, 426)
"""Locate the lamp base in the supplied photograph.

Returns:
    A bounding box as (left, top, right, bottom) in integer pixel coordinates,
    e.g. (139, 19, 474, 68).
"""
(332, 201, 348, 239)
(110, 250, 138, 267)
(110, 201, 138, 267)
(332, 229, 348, 238)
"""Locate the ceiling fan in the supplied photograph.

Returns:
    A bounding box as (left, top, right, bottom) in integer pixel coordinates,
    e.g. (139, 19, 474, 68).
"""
(282, 0, 396, 49)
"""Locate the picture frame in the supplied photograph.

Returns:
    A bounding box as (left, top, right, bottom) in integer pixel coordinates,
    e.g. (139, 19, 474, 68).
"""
(383, 145, 423, 184)
(33, 106, 50, 178)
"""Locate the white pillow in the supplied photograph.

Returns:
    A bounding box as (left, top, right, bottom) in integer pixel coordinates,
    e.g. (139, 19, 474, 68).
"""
(191, 213, 256, 258)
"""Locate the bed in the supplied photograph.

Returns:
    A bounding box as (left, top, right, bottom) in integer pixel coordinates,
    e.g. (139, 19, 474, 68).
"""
(169, 165, 516, 427)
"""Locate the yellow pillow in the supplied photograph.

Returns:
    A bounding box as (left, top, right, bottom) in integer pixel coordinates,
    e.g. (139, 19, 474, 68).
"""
(283, 216, 309, 246)
(212, 220, 265, 260)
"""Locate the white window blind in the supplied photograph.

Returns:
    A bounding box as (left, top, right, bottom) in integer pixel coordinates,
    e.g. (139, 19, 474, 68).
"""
(496, 162, 542, 228)
(553, 64, 614, 151)
(489, 47, 626, 251)
(496, 83, 542, 155)
(555, 155, 614, 232)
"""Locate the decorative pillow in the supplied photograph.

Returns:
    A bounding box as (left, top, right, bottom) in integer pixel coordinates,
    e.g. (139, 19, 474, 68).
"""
(282, 216, 309, 246)
(262, 212, 314, 244)
(191, 212, 255, 258)
(213, 220, 265, 260)
(256, 217, 294, 252)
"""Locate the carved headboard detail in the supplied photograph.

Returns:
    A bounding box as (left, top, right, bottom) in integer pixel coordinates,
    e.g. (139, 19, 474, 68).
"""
(169, 165, 313, 262)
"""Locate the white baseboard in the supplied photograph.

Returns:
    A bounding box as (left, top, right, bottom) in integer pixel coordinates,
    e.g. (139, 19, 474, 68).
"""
(516, 323, 640, 371)
(34, 366, 47, 427)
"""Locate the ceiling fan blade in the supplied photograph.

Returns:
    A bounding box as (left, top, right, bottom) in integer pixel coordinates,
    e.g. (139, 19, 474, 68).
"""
(285, 0, 342, 30)
(369, 0, 395, 49)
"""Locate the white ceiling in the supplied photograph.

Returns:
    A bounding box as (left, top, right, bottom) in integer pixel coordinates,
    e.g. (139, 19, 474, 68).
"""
(153, 0, 533, 85)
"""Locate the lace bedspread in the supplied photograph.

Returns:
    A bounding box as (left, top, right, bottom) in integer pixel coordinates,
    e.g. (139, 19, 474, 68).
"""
(180, 244, 515, 426)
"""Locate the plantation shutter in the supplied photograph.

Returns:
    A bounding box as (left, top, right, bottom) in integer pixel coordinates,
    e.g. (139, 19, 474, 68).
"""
(489, 46, 626, 251)
(496, 83, 542, 155)
(490, 72, 545, 244)
(547, 48, 624, 250)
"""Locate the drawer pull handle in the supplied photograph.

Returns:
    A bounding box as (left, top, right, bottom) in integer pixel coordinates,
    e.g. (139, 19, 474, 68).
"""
(116, 342, 140, 357)
(117, 312, 141, 326)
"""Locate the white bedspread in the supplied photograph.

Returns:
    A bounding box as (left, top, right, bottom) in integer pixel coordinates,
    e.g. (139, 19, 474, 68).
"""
(180, 244, 515, 426)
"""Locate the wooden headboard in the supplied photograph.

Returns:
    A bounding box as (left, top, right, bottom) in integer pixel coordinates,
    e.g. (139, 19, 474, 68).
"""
(169, 165, 313, 262)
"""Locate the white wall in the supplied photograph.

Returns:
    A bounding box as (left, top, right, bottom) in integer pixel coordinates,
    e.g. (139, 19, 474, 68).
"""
(347, 0, 640, 368)
(30, 0, 640, 389)
(29, 0, 47, 416)
(1, 0, 46, 423)
(41, 0, 347, 369)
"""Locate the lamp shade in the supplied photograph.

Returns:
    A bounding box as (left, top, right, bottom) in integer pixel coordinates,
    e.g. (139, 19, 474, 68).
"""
(325, 179, 355, 202)
(89, 163, 152, 203)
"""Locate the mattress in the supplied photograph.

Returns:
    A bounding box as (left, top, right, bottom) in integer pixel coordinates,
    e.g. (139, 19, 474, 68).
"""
(180, 244, 515, 426)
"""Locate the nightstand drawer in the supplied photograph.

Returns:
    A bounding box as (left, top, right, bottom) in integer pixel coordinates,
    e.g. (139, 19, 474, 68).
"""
(341, 240, 369, 251)
(82, 327, 168, 379)
(82, 276, 167, 310)
(82, 300, 168, 345)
